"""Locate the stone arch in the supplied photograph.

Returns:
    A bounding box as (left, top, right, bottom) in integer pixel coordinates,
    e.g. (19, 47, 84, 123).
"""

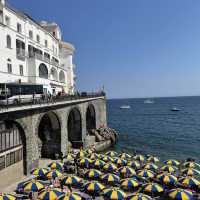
(39, 63, 48, 79)
(59, 70, 65, 83)
(50, 67, 58, 81)
(86, 104, 96, 131)
(38, 111, 61, 159)
(67, 107, 82, 148)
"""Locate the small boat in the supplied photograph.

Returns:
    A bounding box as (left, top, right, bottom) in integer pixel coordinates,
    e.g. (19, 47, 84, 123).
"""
(171, 107, 181, 112)
(144, 99, 154, 104)
(120, 105, 131, 109)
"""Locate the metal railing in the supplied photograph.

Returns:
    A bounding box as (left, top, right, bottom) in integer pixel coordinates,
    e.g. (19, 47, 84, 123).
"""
(0, 91, 106, 110)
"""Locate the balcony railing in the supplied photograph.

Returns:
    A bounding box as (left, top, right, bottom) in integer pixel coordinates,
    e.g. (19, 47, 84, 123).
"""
(16, 48, 25, 60)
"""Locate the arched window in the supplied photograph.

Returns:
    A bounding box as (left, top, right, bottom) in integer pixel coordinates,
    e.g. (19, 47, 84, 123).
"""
(59, 70, 65, 83)
(51, 67, 58, 81)
(7, 58, 12, 73)
(6, 35, 11, 48)
(39, 63, 48, 79)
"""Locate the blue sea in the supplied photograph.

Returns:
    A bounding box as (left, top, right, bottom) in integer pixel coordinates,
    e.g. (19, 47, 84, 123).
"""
(107, 96, 200, 161)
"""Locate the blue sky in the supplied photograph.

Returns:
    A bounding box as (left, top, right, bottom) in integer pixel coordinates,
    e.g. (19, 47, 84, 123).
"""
(8, 0, 200, 98)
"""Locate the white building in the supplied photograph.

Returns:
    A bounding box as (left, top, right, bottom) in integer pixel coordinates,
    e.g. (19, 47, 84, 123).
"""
(0, 0, 76, 95)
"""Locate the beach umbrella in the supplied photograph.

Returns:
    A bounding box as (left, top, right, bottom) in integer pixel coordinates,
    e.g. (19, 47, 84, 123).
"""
(181, 168, 200, 176)
(0, 194, 16, 200)
(31, 168, 49, 177)
(119, 166, 136, 177)
(137, 169, 155, 179)
(84, 169, 102, 179)
(66, 153, 74, 161)
(179, 176, 200, 189)
(48, 162, 63, 170)
(147, 156, 159, 163)
(121, 178, 140, 191)
(101, 173, 120, 184)
(58, 193, 82, 200)
(142, 183, 164, 196)
(127, 193, 152, 200)
(103, 163, 117, 172)
(157, 173, 178, 185)
(120, 153, 132, 160)
(89, 153, 100, 160)
(78, 158, 92, 167)
(61, 176, 82, 187)
(106, 151, 118, 157)
(144, 163, 158, 171)
(45, 170, 63, 179)
(161, 165, 177, 173)
(23, 179, 44, 192)
(127, 161, 141, 169)
(76, 150, 84, 159)
(164, 159, 180, 166)
(183, 162, 200, 169)
(38, 188, 63, 200)
(134, 154, 145, 162)
(84, 149, 94, 155)
(91, 159, 105, 169)
(113, 158, 127, 166)
(167, 188, 193, 200)
(103, 188, 126, 200)
(102, 155, 114, 163)
(84, 181, 105, 194)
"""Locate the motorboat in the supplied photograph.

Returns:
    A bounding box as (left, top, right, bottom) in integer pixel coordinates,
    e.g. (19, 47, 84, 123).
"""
(120, 105, 131, 109)
(144, 99, 154, 104)
(171, 107, 181, 112)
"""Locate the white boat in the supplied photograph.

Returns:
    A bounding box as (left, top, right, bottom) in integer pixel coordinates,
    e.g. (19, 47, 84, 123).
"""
(171, 107, 181, 112)
(144, 99, 154, 104)
(120, 105, 131, 109)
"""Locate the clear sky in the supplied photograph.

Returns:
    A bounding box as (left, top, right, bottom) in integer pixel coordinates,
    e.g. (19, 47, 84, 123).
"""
(8, 0, 200, 98)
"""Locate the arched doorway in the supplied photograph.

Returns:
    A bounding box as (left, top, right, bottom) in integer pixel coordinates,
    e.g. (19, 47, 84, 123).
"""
(67, 108, 82, 148)
(86, 104, 96, 131)
(38, 112, 61, 159)
(39, 63, 48, 79)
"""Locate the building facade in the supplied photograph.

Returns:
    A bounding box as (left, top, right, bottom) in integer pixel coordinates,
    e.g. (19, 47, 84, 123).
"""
(0, 0, 76, 95)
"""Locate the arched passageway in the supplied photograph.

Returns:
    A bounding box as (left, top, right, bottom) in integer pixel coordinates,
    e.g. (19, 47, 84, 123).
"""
(86, 104, 96, 131)
(67, 108, 82, 148)
(38, 112, 61, 159)
(0, 120, 26, 175)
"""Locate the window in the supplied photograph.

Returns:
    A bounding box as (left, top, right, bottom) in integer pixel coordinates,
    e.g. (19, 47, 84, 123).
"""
(29, 30, 33, 39)
(36, 35, 40, 43)
(5, 16, 10, 26)
(17, 23, 22, 33)
(39, 63, 48, 79)
(7, 63, 12, 74)
(0, 156, 5, 170)
(53, 31, 56, 37)
(19, 65, 23, 76)
(45, 40, 48, 47)
(6, 35, 11, 48)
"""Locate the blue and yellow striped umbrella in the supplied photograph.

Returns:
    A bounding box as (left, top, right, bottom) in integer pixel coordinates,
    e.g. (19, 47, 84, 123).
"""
(143, 183, 164, 195)
(45, 170, 63, 179)
(106, 151, 118, 157)
(134, 155, 145, 162)
(127, 161, 141, 169)
(103, 163, 117, 172)
(147, 156, 159, 163)
(58, 193, 82, 200)
(168, 188, 193, 200)
(0, 194, 16, 200)
(161, 165, 177, 173)
(127, 193, 152, 200)
(120, 153, 132, 160)
(91, 159, 105, 169)
(164, 159, 180, 166)
(183, 162, 200, 169)
(23, 179, 44, 192)
(119, 166, 136, 177)
(181, 168, 200, 176)
(84, 181, 105, 194)
(101, 173, 120, 184)
(78, 158, 92, 167)
(84, 149, 94, 155)
(31, 168, 49, 177)
(61, 176, 82, 186)
(103, 188, 126, 200)
(121, 178, 140, 190)
(38, 188, 63, 200)
(137, 170, 155, 179)
(144, 163, 158, 171)
(113, 158, 127, 166)
(102, 156, 114, 163)
(77, 150, 84, 159)
(179, 176, 200, 189)
(89, 153, 100, 160)
(48, 162, 63, 170)
(84, 169, 102, 179)
(157, 173, 178, 185)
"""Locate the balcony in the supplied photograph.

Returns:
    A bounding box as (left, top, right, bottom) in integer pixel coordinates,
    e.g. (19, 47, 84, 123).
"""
(16, 48, 25, 60)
